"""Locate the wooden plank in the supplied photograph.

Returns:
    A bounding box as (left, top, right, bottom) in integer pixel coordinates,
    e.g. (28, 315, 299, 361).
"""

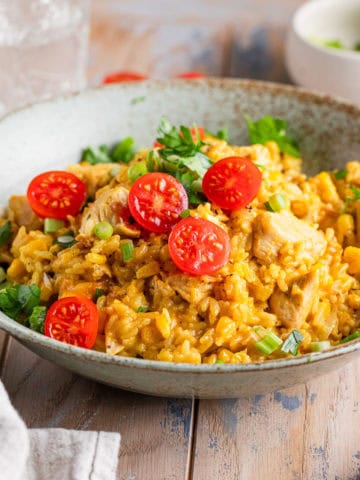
(0, 331, 8, 371)
(192, 359, 360, 479)
(192, 386, 306, 480)
(302, 359, 360, 479)
(2, 338, 195, 480)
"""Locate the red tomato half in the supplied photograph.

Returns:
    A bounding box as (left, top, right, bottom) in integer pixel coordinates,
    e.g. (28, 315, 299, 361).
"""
(128, 173, 188, 233)
(27, 171, 87, 220)
(168, 217, 231, 275)
(176, 71, 206, 79)
(202, 156, 262, 210)
(44, 295, 99, 349)
(102, 71, 148, 84)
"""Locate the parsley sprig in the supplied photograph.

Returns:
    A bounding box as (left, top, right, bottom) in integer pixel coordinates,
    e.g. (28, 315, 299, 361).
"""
(148, 117, 213, 204)
(246, 115, 300, 158)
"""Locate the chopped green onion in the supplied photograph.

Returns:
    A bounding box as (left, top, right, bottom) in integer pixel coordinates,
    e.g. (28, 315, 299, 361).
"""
(0, 266, 6, 284)
(121, 241, 134, 262)
(28, 305, 47, 334)
(281, 329, 303, 356)
(311, 341, 331, 352)
(93, 221, 113, 240)
(95, 288, 104, 301)
(137, 306, 149, 313)
(253, 163, 267, 171)
(215, 359, 224, 364)
(180, 209, 191, 218)
(255, 332, 283, 355)
(44, 218, 65, 234)
(56, 234, 76, 248)
(128, 163, 148, 182)
(340, 331, 360, 343)
(265, 193, 289, 212)
(0, 221, 12, 246)
(334, 168, 348, 180)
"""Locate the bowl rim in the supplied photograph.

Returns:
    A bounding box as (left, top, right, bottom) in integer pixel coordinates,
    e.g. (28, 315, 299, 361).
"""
(291, 0, 360, 62)
(0, 77, 360, 374)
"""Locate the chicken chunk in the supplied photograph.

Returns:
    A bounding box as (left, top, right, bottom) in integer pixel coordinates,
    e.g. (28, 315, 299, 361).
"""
(253, 210, 326, 265)
(167, 274, 214, 304)
(269, 270, 319, 328)
(8, 195, 42, 231)
(79, 185, 140, 237)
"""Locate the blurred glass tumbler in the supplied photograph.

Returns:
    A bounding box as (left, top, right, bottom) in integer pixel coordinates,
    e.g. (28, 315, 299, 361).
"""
(0, 0, 89, 116)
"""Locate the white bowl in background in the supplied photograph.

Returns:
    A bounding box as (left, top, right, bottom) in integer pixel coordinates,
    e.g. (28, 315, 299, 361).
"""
(286, 0, 360, 104)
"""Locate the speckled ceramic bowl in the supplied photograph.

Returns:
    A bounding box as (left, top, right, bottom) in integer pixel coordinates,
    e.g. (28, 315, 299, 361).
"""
(0, 79, 360, 398)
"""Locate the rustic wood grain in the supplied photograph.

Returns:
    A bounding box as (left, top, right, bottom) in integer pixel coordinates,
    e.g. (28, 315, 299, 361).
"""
(2, 338, 195, 480)
(0, 331, 8, 371)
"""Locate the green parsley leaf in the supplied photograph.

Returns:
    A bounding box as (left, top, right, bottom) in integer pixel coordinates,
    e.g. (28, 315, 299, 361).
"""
(0, 284, 41, 320)
(281, 329, 303, 356)
(0, 221, 12, 246)
(343, 184, 360, 212)
(81, 145, 112, 165)
(215, 127, 229, 142)
(334, 168, 348, 180)
(28, 305, 47, 333)
(245, 115, 300, 158)
(111, 137, 136, 164)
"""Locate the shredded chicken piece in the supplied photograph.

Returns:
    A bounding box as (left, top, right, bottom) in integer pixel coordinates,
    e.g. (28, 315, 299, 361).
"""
(253, 210, 326, 265)
(79, 185, 140, 237)
(8, 195, 42, 230)
(167, 274, 214, 304)
(270, 270, 319, 328)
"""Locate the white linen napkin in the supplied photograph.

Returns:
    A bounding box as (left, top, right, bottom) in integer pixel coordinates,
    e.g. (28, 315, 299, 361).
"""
(0, 381, 121, 480)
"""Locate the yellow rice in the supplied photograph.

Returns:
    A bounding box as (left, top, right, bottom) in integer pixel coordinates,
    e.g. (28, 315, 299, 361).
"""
(1, 133, 360, 364)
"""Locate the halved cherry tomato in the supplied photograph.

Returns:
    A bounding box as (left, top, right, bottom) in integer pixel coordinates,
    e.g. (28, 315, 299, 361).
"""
(168, 217, 231, 275)
(102, 71, 148, 84)
(27, 171, 87, 220)
(176, 71, 206, 79)
(128, 172, 188, 233)
(44, 295, 99, 349)
(202, 156, 262, 210)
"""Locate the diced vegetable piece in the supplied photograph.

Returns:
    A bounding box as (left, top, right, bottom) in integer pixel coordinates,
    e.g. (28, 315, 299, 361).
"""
(255, 332, 283, 355)
(311, 341, 331, 352)
(265, 193, 289, 212)
(93, 221, 114, 240)
(44, 218, 65, 234)
(121, 241, 134, 262)
(340, 331, 360, 343)
(281, 329, 303, 356)
(56, 234, 77, 248)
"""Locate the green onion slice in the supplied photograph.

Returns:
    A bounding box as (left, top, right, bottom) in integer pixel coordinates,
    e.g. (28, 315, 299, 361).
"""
(56, 234, 77, 248)
(121, 241, 134, 262)
(44, 218, 65, 234)
(253, 327, 282, 355)
(265, 193, 289, 212)
(311, 341, 331, 352)
(128, 163, 148, 182)
(281, 329, 303, 356)
(95, 288, 104, 301)
(340, 331, 360, 344)
(93, 221, 113, 240)
(137, 306, 149, 313)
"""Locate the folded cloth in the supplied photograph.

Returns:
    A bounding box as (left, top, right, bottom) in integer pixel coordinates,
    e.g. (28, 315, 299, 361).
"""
(0, 381, 121, 480)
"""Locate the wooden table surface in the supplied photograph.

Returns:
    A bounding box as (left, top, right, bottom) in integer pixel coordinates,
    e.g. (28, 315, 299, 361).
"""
(2, 1, 360, 479)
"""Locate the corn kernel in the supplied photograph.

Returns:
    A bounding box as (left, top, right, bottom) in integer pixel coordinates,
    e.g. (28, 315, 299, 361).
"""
(85, 252, 107, 265)
(344, 246, 360, 274)
(7, 258, 26, 279)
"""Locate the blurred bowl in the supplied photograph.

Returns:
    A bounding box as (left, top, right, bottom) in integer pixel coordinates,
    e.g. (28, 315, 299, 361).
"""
(286, 0, 360, 104)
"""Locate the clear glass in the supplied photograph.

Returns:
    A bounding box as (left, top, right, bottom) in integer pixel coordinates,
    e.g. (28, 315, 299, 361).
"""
(0, 0, 89, 116)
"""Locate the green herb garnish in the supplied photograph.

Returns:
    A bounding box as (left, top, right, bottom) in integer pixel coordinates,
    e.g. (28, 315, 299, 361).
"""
(137, 306, 149, 313)
(111, 137, 136, 164)
(0, 284, 41, 321)
(0, 221, 12, 246)
(28, 305, 47, 333)
(81, 145, 112, 165)
(128, 163, 148, 182)
(334, 168, 348, 180)
(343, 184, 360, 212)
(81, 137, 136, 165)
(55, 232, 77, 248)
(246, 115, 300, 157)
(281, 329, 303, 356)
(95, 288, 104, 301)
